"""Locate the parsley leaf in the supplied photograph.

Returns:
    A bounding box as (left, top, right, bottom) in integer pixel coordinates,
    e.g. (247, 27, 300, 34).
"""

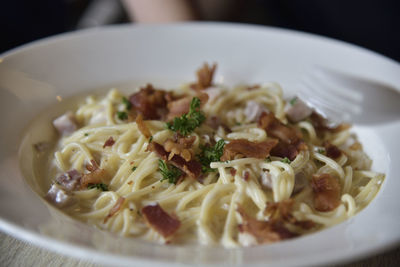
(148, 136, 153, 143)
(84, 133, 89, 136)
(317, 148, 325, 154)
(197, 139, 225, 173)
(122, 97, 132, 110)
(88, 183, 108, 191)
(166, 97, 206, 136)
(117, 111, 128, 120)
(281, 157, 291, 164)
(290, 97, 297, 106)
(132, 166, 137, 172)
(158, 160, 181, 184)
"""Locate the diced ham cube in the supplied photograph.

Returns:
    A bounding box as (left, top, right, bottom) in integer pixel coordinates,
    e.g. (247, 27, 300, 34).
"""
(53, 111, 78, 136)
(286, 98, 313, 123)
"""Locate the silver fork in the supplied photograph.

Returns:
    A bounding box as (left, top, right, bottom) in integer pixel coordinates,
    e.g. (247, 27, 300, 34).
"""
(297, 67, 400, 125)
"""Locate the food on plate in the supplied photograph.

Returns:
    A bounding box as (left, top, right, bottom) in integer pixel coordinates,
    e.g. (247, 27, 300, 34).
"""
(43, 63, 384, 247)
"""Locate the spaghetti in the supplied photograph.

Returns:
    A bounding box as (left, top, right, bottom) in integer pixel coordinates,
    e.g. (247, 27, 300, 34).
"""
(45, 64, 384, 247)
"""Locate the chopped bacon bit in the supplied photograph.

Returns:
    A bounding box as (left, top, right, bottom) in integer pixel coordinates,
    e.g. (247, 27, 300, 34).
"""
(167, 92, 209, 121)
(81, 160, 107, 188)
(230, 168, 237, 176)
(309, 111, 351, 134)
(311, 173, 341, 212)
(237, 206, 297, 244)
(270, 142, 299, 161)
(129, 84, 168, 120)
(324, 142, 342, 159)
(266, 200, 316, 230)
(206, 116, 231, 133)
(104, 197, 125, 223)
(135, 114, 151, 138)
(220, 139, 278, 161)
(258, 112, 301, 145)
(127, 181, 133, 185)
(103, 137, 115, 148)
(243, 171, 250, 181)
(167, 96, 192, 120)
(265, 199, 295, 222)
(193, 63, 217, 90)
(258, 112, 307, 161)
(142, 203, 181, 238)
(147, 142, 202, 180)
(164, 135, 196, 162)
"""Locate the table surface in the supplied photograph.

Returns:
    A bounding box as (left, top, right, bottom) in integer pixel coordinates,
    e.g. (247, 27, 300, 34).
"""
(1, 231, 399, 267)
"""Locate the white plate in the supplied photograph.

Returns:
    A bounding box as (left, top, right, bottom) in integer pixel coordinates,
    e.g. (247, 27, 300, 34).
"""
(0, 23, 399, 267)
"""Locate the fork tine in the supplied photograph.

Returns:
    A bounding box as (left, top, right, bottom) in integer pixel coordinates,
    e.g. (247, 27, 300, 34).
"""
(299, 80, 362, 115)
(301, 76, 359, 108)
(307, 69, 364, 103)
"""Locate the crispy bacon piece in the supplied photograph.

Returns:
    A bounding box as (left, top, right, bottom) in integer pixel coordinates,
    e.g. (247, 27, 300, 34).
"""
(193, 63, 217, 90)
(103, 137, 115, 148)
(258, 112, 307, 161)
(167, 96, 192, 120)
(206, 116, 231, 133)
(271, 142, 298, 161)
(258, 112, 301, 144)
(147, 142, 202, 179)
(220, 139, 278, 161)
(167, 92, 209, 121)
(237, 206, 297, 244)
(142, 203, 181, 238)
(104, 197, 125, 223)
(324, 142, 342, 159)
(311, 173, 341, 212)
(309, 111, 351, 134)
(129, 84, 168, 120)
(80, 159, 107, 188)
(136, 114, 151, 138)
(265, 199, 315, 230)
(164, 135, 196, 162)
(230, 168, 237, 176)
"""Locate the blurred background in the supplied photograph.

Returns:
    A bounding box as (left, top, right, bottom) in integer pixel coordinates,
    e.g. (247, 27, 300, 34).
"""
(1, 0, 399, 62)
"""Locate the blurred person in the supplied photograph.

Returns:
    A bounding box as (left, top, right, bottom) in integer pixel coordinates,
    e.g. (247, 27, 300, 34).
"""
(122, 0, 400, 62)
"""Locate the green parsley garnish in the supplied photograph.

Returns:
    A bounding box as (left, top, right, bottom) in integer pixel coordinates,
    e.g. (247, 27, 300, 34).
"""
(117, 111, 128, 120)
(148, 136, 153, 143)
(132, 166, 137, 172)
(281, 157, 291, 164)
(122, 97, 132, 110)
(235, 122, 242, 126)
(88, 183, 108, 191)
(317, 148, 325, 154)
(158, 159, 181, 184)
(197, 139, 225, 173)
(166, 97, 205, 136)
(84, 133, 89, 136)
(290, 97, 297, 105)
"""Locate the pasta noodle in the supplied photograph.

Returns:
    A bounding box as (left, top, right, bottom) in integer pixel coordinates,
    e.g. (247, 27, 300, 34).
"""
(44, 65, 384, 247)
